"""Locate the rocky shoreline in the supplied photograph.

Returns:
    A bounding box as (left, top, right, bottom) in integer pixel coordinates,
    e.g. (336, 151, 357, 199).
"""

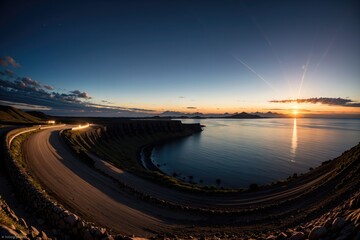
(0, 196, 49, 239)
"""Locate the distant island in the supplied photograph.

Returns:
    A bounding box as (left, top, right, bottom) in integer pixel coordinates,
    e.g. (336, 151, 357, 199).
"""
(224, 112, 261, 119)
(154, 110, 288, 119)
(0, 105, 285, 126)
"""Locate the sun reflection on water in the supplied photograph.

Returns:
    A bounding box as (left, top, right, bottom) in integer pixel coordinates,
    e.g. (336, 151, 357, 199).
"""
(290, 118, 298, 162)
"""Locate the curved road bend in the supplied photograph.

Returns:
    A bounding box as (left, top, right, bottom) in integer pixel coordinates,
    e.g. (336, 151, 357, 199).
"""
(23, 126, 334, 235)
(23, 126, 202, 236)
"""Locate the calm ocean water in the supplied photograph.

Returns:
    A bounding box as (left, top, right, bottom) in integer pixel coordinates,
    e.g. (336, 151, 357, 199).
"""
(151, 118, 360, 188)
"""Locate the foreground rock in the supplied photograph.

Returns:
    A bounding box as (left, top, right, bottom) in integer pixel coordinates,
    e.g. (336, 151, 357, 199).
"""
(152, 190, 360, 239)
(308, 226, 327, 239)
(0, 195, 49, 239)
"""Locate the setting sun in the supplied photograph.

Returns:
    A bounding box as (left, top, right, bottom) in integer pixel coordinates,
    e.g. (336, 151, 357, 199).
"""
(292, 105, 298, 116)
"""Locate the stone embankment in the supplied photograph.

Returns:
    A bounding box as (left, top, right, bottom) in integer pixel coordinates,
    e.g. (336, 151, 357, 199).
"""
(295, 191, 360, 240)
(154, 191, 360, 240)
(2, 127, 122, 239)
(264, 190, 360, 240)
(0, 196, 48, 239)
(2, 189, 360, 239)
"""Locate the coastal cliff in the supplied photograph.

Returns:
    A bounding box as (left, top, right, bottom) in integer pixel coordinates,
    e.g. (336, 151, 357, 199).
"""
(62, 120, 202, 172)
(96, 120, 202, 138)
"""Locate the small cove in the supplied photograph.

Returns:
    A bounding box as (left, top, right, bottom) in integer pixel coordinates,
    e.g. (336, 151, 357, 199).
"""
(150, 118, 360, 188)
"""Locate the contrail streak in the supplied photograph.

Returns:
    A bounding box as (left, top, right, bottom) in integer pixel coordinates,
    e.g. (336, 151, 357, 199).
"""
(234, 56, 277, 92)
(250, 16, 289, 95)
(297, 55, 310, 98)
(251, 16, 283, 66)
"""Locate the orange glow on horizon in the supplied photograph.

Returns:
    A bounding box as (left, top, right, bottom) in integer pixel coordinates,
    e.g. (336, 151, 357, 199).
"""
(292, 104, 298, 117)
(107, 100, 360, 116)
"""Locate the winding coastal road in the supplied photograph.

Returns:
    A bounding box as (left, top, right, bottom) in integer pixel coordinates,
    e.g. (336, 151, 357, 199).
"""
(23, 126, 188, 236)
(22, 125, 337, 236)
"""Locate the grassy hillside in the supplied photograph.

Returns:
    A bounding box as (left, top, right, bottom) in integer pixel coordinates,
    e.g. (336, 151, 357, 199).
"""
(0, 105, 44, 124)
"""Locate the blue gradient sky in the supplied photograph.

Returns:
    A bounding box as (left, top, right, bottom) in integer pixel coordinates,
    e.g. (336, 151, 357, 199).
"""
(0, 0, 359, 116)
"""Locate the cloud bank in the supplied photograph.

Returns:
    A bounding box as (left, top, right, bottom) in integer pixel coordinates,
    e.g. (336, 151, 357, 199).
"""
(0, 56, 20, 68)
(270, 97, 360, 107)
(0, 56, 155, 116)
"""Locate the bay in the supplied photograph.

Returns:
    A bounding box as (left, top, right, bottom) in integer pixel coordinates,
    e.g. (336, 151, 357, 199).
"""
(151, 118, 360, 188)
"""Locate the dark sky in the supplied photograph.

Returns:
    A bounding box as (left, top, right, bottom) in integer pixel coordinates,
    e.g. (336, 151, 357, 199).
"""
(0, 0, 359, 116)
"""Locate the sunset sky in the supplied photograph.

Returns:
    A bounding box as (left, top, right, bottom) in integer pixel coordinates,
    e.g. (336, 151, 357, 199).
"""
(0, 0, 359, 117)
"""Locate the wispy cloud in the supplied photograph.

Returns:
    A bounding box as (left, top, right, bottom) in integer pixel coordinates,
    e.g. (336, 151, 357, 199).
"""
(44, 84, 54, 90)
(267, 108, 312, 112)
(0, 70, 155, 116)
(21, 77, 42, 88)
(187, 106, 197, 109)
(270, 97, 360, 107)
(70, 90, 92, 99)
(0, 56, 20, 68)
(0, 56, 157, 116)
(0, 100, 51, 111)
(127, 107, 155, 112)
(4, 69, 14, 77)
